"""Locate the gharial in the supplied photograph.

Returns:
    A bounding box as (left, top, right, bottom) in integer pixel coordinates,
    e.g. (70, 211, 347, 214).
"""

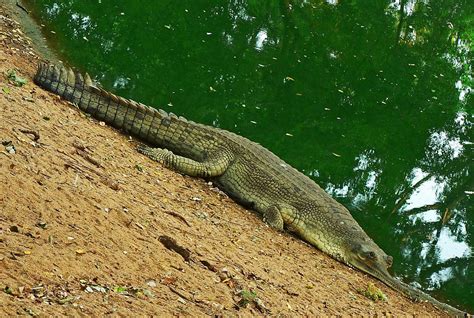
(34, 63, 468, 317)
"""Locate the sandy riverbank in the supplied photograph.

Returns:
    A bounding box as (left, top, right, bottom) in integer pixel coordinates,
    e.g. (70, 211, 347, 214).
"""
(0, 2, 450, 316)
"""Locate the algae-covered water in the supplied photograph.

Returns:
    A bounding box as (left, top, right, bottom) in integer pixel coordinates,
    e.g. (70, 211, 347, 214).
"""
(25, 0, 473, 311)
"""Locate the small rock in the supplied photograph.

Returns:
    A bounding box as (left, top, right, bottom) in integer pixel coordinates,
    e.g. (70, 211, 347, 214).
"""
(92, 285, 107, 293)
(143, 289, 154, 297)
(5, 145, 15, 154)
(36, 221, 47, 229)
(146, 279, 157, 288)
(194, 211, 208, 219)
(211, 302, 224, 311)
(4, 286, 13, 295)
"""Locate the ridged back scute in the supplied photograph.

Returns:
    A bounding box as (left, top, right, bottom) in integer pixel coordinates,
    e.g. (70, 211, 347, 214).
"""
(34, 63, 197, 146)
(34, 63, 232, 158)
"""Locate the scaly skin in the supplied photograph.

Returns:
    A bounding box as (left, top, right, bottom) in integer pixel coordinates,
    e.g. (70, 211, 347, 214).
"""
(34, 63, 468, 317)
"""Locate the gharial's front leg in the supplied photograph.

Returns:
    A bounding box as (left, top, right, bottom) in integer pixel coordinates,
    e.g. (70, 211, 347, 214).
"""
(261, 204, 298, 232)
(137, 145, 231, 178)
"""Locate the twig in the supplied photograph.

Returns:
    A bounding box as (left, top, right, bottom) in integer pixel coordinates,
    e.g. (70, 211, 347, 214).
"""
(64, 161, 94, 181)
(62, 156, 118, 190)
(76, 148, 102, 168)
(72, 141, 87, 152)
(167, 286, 211, 310)
(200, 260, 218, 273)
(164, 210, 191, 227)
(72, 142, 103, 168)
(16, 1, 29, 14)
(168, 286, 192, 302)
(19, 128, 40, 141)
(73, 173, 79, 187)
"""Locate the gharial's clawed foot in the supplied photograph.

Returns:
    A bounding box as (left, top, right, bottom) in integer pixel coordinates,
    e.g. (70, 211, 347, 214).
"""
(137, 144, 172, 163)
(137, 144, 230, 178)
(263, 205, 285, 231)
(136, 144, 149, 155)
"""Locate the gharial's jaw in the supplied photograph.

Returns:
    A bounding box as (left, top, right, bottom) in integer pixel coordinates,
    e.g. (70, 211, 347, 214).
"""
(294, 217, 467, 316)
(347, 253, 392, 285)
(344, 239, 394, 281)
(347, 252, 468, 317)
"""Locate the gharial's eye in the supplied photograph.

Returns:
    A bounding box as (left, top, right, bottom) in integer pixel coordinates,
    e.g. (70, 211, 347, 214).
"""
(366, 251, 376, 260)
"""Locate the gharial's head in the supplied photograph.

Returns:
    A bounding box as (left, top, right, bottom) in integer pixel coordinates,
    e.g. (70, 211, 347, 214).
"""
(343, 235, 394, 282)
(302, 201, 394, 282)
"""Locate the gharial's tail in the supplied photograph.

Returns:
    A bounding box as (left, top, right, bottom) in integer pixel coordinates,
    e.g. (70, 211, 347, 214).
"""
(34, 63, 170, 144)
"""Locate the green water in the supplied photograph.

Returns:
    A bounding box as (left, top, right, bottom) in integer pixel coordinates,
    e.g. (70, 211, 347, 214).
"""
(25, 0, 473, 311)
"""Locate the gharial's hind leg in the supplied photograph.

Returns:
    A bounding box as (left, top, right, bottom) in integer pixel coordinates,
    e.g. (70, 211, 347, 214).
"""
(137, 145, 231, 178)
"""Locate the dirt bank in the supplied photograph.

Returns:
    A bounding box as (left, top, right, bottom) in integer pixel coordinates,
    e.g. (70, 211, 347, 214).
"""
(0, 3, 449, 317)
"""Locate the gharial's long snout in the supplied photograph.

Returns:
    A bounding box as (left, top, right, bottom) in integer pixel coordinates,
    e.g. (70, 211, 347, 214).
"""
(381, 273, 468, 317)
(346, 240, 468, 317)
